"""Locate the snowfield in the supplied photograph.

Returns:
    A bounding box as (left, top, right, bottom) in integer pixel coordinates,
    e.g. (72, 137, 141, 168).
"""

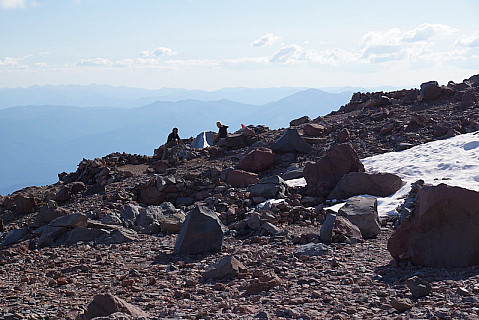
(362, 131, 479, 216)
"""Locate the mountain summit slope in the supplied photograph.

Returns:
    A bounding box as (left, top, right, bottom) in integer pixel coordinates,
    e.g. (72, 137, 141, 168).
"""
(0, 74, 478, 318)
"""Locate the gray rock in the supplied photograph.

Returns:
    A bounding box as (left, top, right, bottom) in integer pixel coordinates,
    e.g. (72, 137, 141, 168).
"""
(121, 203, 142, 228)
(327, 172, 403, 200)
(175, 197, 195, 207)
(82, 294, 149, 319)
(332, 216, 362, 244)
(390, 298, 413, 312)
(63, 227, 109, 245)
(270, 128, 311, 153)
(406, 276, 433, 298)
(281, 167, 304, 180)
(337, 196, 381, 239)
(101, 213, 123, 226)
(49, 213, 88, 228)
(261, 222, 283, 236)
(246, 212, 262, 230)
(320, 213, 336, 243)
(247, 175, 287, 199)
(136, 202, 185, 234)
(294, 243, 330, 257)
(98, 228, 137, 245)
(1, 227, 30, 246)
(202, 255, 246, 281)
(174, 205, 226, 255)
(37, 226, 67, 247)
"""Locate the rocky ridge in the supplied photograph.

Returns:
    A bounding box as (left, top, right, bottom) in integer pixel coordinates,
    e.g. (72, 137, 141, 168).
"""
(0, 75, 479, 319)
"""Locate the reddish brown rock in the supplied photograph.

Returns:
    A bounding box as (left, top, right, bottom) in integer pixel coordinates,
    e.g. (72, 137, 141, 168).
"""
(138, 183, 166, 206)
(12, 194, 36, 214)
(239, 147, 275, 172)
(245, 274, 282, 295)
(388, 184, 479, 267)
(420, 81, 442, 101)
(304, 143, 364, 199)
(337, 128, 351, 143)
(290, 115, 311, 127)
(227, 169, 259, 187)
(303, 123, 326, 136)
(54, 186, 71, 202)
(81, 293, 149, 319)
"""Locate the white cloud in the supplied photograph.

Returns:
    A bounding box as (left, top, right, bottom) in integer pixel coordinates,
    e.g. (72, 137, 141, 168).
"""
(402, 23, 456, 42)
(139, 47, 177, 57)
(77, 58, 115, 67)
(252, 34, 281, 47)
(0, 57, 19, 66)
(0, 0, 25, 9)
(456, 32, 479, 47)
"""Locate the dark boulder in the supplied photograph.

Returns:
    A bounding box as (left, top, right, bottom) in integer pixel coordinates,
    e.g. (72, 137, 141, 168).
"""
(174, 205, 226, 255)
(388, 184, 479, 267)
(270, 128, 311, 153)
(304, 143, 364, 199)
(239, 147, 275, 172)
(328, 172, 403, 200)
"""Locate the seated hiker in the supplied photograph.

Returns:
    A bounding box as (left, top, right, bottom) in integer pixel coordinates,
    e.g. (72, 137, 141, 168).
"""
(213, 121, 228, 143)
(166, 127, 182, 147)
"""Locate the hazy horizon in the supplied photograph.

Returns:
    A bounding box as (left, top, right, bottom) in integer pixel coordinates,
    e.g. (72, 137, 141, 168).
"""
(1, 1, 478, 90)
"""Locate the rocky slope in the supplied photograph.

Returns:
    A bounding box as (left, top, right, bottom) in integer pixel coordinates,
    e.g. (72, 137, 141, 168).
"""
(0, 75, 479, 319)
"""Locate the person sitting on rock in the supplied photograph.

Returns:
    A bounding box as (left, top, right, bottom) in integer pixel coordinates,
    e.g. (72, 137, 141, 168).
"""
(166, 127, 182, 147)
(213, 121, 228, 143)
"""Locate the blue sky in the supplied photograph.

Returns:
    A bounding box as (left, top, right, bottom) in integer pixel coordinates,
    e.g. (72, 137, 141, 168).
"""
(1, 0, 478, 89)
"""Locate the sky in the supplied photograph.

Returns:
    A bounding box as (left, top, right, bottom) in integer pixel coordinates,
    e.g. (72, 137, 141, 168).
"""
(1, 0, 479, 90)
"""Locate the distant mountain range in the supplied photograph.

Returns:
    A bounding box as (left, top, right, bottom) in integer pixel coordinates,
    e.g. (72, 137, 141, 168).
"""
(0, 85, 358, 195)
(0, 84, 400, 109)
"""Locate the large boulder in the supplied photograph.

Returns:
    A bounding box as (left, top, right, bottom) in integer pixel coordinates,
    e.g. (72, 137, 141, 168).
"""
(420, 81, 442, 101)
(289, 115, 311, 127)
(247, 175, 287, 199)
(35, 200, 71, 226)
(303, 123, 326, 136)
(120, 203, 141, 228)
(81, 294, 149, 319)
(270, 128, 311, 153)
(227, 169, 259, 187)
(388, 184, 479, 267)
(174, 205, 226, 255)
(327, 172, 403, 200)
(239, 147, 275, 172)
(337, 196, 381, 239)
(1, 227, 31, 246)
(136, 202, 185, 234)
(11, 194, 36, 214)
(304, 143, 364, 199)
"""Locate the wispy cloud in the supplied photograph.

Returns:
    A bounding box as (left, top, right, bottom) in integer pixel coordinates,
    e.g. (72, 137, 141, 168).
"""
(251, 34, 281, 47)
(456, 32, 479, 47)
(402, 23, 456, 42)
(0, 57, 19, 66)
(0, 0, 26, 9)
(139, 47, 178, 57)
